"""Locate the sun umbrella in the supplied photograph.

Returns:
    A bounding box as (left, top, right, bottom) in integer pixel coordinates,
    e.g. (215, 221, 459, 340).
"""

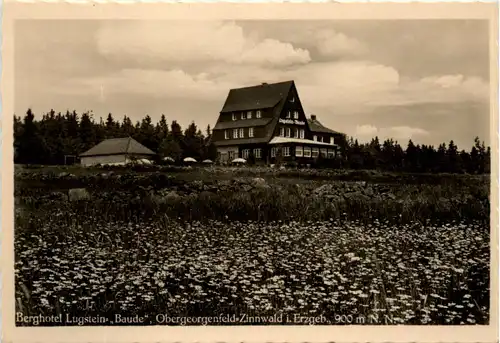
(137, 159, 153, 165)
(183, 157, 197, 163)
(163, 156, 175, 162)
(202, 159, 213, 164)
(232, 158, 247, 163)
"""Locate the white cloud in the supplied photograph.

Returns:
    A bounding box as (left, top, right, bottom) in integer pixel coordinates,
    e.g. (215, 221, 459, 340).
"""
(314, 29, 368, 58)
(97, 21, 310, 67)
(355, 124, 378, 137)
(354, 124, 430, 143)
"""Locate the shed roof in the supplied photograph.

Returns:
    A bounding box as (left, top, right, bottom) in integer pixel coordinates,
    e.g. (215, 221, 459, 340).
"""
(79, 137, 156, 157)
(307, 118, 344, 135)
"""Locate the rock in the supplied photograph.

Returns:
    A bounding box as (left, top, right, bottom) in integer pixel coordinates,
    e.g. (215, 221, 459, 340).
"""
(192, 180, 203, 190)
(165, 191, 180, 201)
(68, 188, 90, 201)
(313, 184, 333, 195)
(386, 192, 396, 200)
(199, 191, 216, 200)
(364, 187, 374, 197)
(251, 177, 267, 188)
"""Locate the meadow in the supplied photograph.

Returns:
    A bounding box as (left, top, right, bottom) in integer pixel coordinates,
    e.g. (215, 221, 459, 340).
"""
(14, 166, 491, 325)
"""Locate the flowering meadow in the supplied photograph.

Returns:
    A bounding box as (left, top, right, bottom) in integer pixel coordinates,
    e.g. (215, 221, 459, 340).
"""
(14, 168, 490, 326)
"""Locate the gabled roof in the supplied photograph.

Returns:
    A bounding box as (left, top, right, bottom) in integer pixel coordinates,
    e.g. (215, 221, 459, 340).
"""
(80, 137, 156, 157)
(220, 80, 294, 113)
(214, 81, 294, 147)
(307, 118, 344, 135)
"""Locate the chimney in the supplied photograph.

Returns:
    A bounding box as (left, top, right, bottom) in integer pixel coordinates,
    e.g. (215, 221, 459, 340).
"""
(310, 114, 317, 121)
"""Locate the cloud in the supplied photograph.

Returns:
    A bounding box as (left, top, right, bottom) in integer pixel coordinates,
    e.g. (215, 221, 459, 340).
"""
(355, 124, 378, 137)
(96, 21, 310, 67)
(313, 29, 368, 58)
(355, 124, 430, 143)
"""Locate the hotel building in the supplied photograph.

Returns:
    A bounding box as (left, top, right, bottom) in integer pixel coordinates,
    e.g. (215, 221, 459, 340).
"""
(212, 80, 345, 164)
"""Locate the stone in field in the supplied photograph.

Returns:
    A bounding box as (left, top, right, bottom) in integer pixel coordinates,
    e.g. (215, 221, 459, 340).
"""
(68, 188, 90, 201)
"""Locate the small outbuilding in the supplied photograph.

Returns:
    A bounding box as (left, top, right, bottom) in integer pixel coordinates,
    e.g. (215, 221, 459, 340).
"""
(79, 137, 156, 166)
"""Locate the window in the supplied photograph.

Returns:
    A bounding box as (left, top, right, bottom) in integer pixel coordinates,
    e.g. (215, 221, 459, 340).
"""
(253, 148, 262, 159)
(318, 136, 323, 143)
(293, 111, 299, 119)
(224, 130, 229, 139)
(256, 110, 262, 118)
(232, 113, 237, 121)
(294, 129, 299, 138)
(327, 149, 335, 159)
(330, 136, 335, 145)
(290, 96, 295, 103)
(312, 147, 319, 158)
(241, 112, 246, 120)
(300, 129, 305, 139)
(228, 151, 235, 160)
(283, 147, 290, 157)
(233, 129, 238, 139)
(295, 146, 303, 157)
(249, 127, 254, 138)
(239, 128, 244, 138)
(271, 147, 277, 158)
(247, 111, 252, 119)
(320, 148, 327, 157)
(286, 111, 291, 119)
(304, 147, 311, 157)
(286, 128, 291, 137)
(279, 128, 285, 137)
(313, 135, 317, 141)
(242, 149, 250, 159)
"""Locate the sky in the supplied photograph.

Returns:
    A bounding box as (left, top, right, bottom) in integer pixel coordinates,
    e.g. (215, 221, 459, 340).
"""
(15, 19, 491, 149)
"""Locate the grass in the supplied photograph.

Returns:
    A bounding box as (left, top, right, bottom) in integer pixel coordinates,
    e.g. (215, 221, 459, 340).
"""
(14, 167, 491, 325)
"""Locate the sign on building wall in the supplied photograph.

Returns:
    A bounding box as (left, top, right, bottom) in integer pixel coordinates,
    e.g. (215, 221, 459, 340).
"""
(279, 119, 306, 125)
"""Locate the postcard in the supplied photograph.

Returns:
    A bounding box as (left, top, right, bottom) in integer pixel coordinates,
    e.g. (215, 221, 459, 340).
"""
(2, 2, 498, 343)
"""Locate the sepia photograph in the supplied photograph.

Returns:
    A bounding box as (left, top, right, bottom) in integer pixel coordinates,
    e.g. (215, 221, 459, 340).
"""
(2, 2, 498, 343)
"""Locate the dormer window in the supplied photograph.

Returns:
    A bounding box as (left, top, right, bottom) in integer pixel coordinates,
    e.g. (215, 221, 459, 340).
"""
(232, 113, 236, 121)
(286, 111, 291, 119)
(300, 129, 305, 139)
(290, 97, 295, 103)
(330, 136, 335, 145)
(256, 110, 262, 118)
(313, 135, 317, 141)
(247, 111, 252, 119)
(239, 128, 244, 138)
(293, 111, 299, 119)
(233, 129, 238, 138)
(286, 128, 291, 137)
(294, 129, 299, 138)
(241, 112, 246, 120)
(224, 130, 229, 139)
(279, 128, 285, 137)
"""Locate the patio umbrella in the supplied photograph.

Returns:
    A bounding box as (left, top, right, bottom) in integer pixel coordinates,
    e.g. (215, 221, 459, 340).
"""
(163, 156, 175, 162)
(183, 157, 197, 163)
(137, 158, 153, 165)
(202, 159, 213, 164)
(232, 158, 247, 163)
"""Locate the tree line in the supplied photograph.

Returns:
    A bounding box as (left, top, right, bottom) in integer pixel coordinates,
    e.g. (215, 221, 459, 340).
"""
(14, 109, 491, 174)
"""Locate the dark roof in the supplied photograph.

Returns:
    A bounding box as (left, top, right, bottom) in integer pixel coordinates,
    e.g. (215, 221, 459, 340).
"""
(80, 137, 156, 157)
(307, 118, 344, 135)
(220, 80, 294, 113)
(213, 118, 272, 130)
(214, 81, 294, 146)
